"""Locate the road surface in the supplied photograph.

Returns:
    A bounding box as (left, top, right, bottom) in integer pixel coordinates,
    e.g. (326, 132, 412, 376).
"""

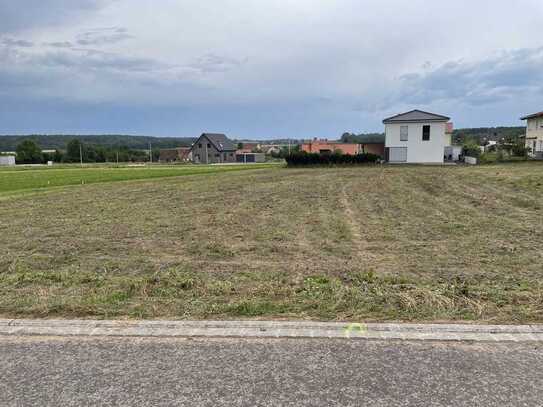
(1, 336, 541, 406)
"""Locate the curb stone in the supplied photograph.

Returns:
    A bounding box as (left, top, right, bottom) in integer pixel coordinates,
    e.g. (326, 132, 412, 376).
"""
(1, 320, 543, 342)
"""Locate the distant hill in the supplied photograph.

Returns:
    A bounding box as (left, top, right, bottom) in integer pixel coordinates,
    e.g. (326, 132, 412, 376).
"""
(0, 135, 195, 151)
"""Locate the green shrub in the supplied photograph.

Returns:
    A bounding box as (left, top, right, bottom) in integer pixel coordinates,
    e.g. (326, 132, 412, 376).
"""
(462, 138, 481, 158)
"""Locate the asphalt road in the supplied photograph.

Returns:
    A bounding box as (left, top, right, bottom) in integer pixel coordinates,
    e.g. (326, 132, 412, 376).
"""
(1, 336, 542, 406)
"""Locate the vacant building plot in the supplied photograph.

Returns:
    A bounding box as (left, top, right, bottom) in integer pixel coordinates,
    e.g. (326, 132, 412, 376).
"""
(0, 163, 542, 322)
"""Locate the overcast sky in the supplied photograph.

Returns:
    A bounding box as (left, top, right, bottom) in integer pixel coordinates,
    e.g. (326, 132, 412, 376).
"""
(1, 0, 542, 138)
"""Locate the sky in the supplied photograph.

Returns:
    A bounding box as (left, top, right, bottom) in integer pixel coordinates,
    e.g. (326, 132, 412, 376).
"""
(0, 0, 542, 139)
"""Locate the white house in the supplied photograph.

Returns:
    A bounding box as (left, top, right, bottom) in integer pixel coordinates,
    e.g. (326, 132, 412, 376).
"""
(383, 110, 451, 163)
(0, 155, 16, 166)
(521, 111, 543, 159)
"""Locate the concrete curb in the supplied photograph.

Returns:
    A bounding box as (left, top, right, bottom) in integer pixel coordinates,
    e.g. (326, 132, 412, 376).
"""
(1, 319, 543, 342)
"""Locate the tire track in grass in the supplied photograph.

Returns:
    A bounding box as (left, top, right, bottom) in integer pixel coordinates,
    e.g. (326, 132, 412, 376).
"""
(340, 183, 376, 262)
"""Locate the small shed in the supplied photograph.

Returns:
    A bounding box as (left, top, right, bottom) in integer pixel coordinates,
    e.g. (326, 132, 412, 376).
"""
(0, 156, 16, 166)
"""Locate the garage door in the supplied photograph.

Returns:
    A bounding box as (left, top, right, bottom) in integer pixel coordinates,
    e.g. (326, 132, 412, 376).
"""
(389, 147, 407, 162)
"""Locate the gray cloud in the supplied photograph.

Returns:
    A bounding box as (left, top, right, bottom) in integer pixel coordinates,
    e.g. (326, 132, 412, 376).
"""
(43, 41, 74, 48)
(187, 53, 248, 74)
(1, 37, 33, 47)
(393, 46, 543, 107)
(1, 0, 543, 136)
(26, 48, 162, 74)
(76, 27, 133, 46)
(0, 0, 115, 33)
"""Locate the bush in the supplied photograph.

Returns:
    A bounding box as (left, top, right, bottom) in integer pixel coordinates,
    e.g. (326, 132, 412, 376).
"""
(285, 152, 380, 166)
(462, 138, 481, 158)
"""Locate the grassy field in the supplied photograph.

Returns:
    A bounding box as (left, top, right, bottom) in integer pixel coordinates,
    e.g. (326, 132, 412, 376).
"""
(1, 163, 542, 323)
(0, 163, 276, 196)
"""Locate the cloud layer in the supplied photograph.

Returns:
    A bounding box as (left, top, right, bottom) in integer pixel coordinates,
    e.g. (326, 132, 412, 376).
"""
(0, 0, 542, 137)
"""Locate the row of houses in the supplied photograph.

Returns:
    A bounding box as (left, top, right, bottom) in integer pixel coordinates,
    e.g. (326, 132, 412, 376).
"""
(5, 109, 537, 167)
(159, 110, 456, 166)
(160, 108, 540, 166)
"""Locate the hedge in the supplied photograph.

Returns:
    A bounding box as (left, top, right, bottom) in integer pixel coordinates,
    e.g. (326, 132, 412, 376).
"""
(285, 152, 381, 166)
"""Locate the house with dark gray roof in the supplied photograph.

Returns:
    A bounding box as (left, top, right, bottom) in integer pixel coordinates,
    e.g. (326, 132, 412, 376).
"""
(190, 133, 237, 164)
(383, 109, 452, 163)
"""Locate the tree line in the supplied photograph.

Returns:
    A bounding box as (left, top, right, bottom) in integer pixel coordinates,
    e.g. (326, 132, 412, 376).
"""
(14, 139, 161, 164)
(0, 134, 194, 151)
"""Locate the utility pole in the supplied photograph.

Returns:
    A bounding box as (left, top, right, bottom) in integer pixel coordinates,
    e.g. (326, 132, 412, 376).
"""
(149, 142, 152, 164)
(288, 139, 291, 156)
(79, 143, 83, 166)
(116, 151, 119, 165)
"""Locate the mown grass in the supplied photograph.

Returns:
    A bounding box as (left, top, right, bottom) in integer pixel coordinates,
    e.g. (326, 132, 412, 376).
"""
(0, 163, 278, 196)
(1, 163, 543, 322)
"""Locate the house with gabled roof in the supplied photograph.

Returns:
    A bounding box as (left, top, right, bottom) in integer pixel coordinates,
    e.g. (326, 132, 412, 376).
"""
(190, 133, 237, 164)
(520, 111, 543, 159)
(383, 109, 452, 163)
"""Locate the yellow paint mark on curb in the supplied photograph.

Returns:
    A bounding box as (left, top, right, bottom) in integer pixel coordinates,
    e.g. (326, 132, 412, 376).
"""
(343, 323, 368, 338)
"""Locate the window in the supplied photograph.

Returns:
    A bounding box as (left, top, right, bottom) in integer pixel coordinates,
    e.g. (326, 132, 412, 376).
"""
(207, 143, 211, 148)
(400, 126, 408, 141)
(198, 143, 202, 148)
(422, 125, 431, 141)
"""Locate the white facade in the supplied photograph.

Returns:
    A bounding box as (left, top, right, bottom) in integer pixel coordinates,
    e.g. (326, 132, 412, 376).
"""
(0, 156, 15, 166)
(523, 115, 543, 157)
(385, 122, 449, 163)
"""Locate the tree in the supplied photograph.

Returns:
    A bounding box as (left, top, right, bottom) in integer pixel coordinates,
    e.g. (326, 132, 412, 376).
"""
(15, 140, 43, 164)
(462, 137, 481, 158)
(52, 150, 64, 163)
(64, 139, 84, 163)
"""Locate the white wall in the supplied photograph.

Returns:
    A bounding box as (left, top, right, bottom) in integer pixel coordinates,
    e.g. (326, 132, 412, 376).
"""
(385, 122, 448, 163)
(524, 118, 543, 155)
(0, 156, 15, 166)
